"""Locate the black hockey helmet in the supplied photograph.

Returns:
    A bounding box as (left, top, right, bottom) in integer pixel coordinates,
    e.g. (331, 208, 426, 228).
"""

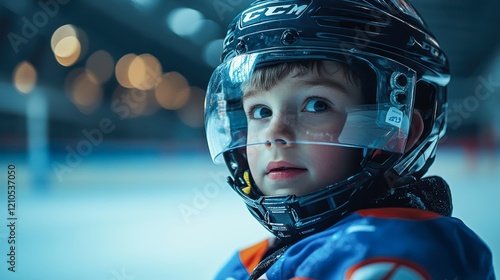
(205, 0, 449, 242)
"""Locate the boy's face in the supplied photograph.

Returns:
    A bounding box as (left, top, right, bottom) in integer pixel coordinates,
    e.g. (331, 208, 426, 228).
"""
(243, 61, 364, 196)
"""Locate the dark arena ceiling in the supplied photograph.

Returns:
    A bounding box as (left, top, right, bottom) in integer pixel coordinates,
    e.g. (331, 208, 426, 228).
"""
(1, 0, 499, 148)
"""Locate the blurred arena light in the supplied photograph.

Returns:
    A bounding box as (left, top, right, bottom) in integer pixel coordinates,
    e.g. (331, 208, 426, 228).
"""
(85, 50, 115, 84)
(50, 24, 78, 52)
(154, 71, 190, 110)
(51, 24, 88, 67)
(203, 39, 224, 68)
(64, 68, 86, 96)
(70, 71, 103, 114)
(13, 61, 37, 94)
(176, 86, 205, 128)
(166, 7, 204, 37)
(115, 53, 138, 89)
(128, 54, 162, 90)
(166, 7, 221, 47)
(54, 36, 81, 66)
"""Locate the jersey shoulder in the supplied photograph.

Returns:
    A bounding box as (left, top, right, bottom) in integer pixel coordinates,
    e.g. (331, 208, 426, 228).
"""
(265, 207, 495, 280)
(214, 238, 270, 280)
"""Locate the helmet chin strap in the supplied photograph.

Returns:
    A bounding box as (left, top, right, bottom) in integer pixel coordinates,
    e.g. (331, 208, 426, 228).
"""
(223, 148, 403, 243)
(223, 146, 406, 243)
(226, 168, 376, 243)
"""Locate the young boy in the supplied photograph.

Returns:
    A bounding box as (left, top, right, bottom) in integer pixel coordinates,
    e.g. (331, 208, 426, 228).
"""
(204, 0, 495, 279)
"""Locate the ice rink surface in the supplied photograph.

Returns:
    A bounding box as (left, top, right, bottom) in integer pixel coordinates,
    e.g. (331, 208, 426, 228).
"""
(0, 146, 498, 279)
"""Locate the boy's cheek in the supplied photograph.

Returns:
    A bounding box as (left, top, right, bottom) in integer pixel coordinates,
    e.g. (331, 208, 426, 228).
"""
(246, 146, 262, 173)
(306, 146, 356, 179)
(246, 146, 259, 158)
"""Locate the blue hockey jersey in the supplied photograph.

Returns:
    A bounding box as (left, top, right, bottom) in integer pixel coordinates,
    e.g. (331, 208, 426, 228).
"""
(215, 207, 495, 280)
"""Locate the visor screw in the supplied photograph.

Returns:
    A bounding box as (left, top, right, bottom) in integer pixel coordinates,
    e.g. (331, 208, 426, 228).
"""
(390, 89, 407, 107)
(281, 29, 299, 46)
(230, 162, 238, 170)
(235, 40, 247, 54)
(390, 72, 408, 89)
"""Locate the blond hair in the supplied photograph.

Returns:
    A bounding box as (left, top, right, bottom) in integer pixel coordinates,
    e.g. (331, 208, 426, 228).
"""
(244, 60, 363, 93)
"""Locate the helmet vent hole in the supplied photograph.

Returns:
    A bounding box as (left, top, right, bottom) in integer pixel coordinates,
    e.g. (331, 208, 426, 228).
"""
(224, 35, 234, 46)
(281, 29, 299, 46)
(390, 72, 408, 89)
(390, 90, 407, 107)
(235, 40, 247, 54)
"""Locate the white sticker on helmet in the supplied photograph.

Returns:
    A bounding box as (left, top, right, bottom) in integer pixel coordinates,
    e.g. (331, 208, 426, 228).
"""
(386, 107, 403, 128)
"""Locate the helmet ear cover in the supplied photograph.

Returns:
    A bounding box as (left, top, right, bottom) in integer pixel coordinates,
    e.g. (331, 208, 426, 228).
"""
(393, 80, 446, 180)
(414, 81, 439, 142)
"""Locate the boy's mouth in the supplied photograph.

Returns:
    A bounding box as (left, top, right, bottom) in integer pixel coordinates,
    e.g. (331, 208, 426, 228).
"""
(266, 161, 307, 180)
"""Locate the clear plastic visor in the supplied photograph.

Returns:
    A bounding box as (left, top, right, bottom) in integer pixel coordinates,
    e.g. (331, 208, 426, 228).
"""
(205, 52, 416, 164)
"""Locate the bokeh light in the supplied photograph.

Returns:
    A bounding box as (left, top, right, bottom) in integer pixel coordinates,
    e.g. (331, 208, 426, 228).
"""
(51, 24, 78, 52)
(51, 24, 87, 67)
(203, 39, 223, 68)
(64, 68, 86, 97)
(76, 27, 89, 60)
(70, 71, 103, 114)
(85, 50, 115, 84)
(166, 8, 204, 37)
(54, 36, 81, 66)
(13, 61, 37, 94)
(54, 36, 80, 58)
(176, 86, 205, 128)
(128, 54, 162, 90)
(154, 71, 190, 110)
(115, 53, 138, 89)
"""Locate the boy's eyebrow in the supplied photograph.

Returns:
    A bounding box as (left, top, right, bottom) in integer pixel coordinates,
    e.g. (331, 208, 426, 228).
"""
(242, 76, 351, 101)
(299, 76, 350, 96)
(242, 89, 262, 101)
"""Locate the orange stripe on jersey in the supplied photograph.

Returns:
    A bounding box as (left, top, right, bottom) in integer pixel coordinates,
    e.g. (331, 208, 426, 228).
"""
(356, 208, 441, 220)
(239, 238, 270, 274)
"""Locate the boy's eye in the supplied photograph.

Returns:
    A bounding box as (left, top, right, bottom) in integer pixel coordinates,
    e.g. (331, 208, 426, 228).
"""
(304, 98, 330, 112)
(251, 106, 272, 119)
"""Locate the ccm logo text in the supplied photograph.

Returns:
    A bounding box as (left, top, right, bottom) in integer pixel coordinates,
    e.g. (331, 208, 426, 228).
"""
(242, 4, 308, 24)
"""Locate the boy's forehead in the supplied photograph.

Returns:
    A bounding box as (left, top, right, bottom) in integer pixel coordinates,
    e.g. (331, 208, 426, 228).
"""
(242, 60, 361, 98)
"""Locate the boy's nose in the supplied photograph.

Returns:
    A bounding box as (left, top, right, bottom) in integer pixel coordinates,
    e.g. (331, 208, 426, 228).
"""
(265, 139, 287, 148)
(264, 113, 296, 147)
